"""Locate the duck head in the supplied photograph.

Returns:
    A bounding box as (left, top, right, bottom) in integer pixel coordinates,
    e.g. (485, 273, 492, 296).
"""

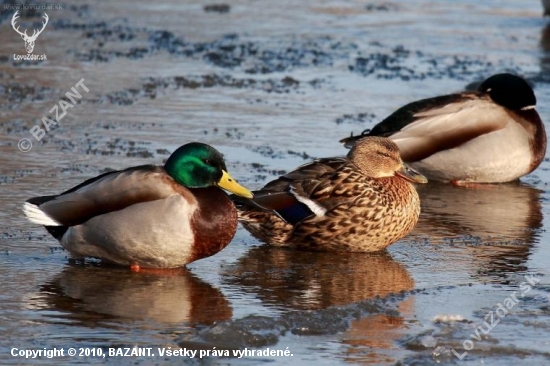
(478, 73, 536, 111)
(164, 142, 253, 198)
(348, 137, 428, 184)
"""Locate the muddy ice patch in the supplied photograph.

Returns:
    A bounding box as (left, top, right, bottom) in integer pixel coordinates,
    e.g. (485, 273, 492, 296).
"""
(95, 75, 323, 106)
(365, 3, 400, 12)
(52, 19, 148, 62)
(247, 145, 314, 161)
(181, 294, 402, 349)
(148, 32, 355, 73)
(349, 45, 526, 81)
(228, 162, 288, 184)
(149, 31, 525, 83)
(0, 82, 55, 108)
(203, 4, 230, 14)
(398, 277, 550, 364)
(335, 112, 377, 126)
(74, 20, 530, 82)
(41, 13, 536, 90)
(71, 137, 154, 158)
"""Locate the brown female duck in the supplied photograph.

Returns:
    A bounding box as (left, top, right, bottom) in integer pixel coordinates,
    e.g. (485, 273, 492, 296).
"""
(232, 137, 427, 252)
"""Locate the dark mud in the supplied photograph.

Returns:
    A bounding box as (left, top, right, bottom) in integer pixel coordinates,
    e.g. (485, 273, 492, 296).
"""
(0, 82, 54, 107)
(100, 75, 320, 106)
(192, 295, 399, 348)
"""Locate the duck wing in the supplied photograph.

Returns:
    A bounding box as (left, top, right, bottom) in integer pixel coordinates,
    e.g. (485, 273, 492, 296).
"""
(340, 92, 499, 148)
(389, 96, 509, 161)
(370, 93, 468, 136)
(24, 165, 191, 227)
(233, 158, 352, 224)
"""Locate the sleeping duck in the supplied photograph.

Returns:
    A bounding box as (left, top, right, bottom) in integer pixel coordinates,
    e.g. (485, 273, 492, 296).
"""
(341, 73, 547, 184)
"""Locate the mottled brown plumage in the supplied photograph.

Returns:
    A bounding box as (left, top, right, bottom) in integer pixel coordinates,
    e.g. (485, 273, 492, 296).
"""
(233, 137, 427, 252)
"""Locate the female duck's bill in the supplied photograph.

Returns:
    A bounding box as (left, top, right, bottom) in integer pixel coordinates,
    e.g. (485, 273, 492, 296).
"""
(396, 164, 428, 184)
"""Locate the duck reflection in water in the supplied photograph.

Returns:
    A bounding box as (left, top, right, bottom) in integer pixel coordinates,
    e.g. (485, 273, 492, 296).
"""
(223, 247, 413, 310)
(412, 182, 543, 278)
(540, 21, 550, 75)
(223, 247, 415, 363)
(338, 182, 543, 363)
(33, 264, 232, 324)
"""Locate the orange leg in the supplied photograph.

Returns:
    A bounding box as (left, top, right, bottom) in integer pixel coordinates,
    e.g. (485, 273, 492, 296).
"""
(450, 180, 497, 189)
(129, 264, 188, 276)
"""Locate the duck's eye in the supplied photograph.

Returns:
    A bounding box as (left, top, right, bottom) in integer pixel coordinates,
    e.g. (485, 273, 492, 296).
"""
(378, 151, 392, 158)
(204, 159, 211, 165)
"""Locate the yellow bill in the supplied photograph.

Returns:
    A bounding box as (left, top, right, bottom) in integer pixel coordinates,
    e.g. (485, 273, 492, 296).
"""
(218, 170, 254, 198)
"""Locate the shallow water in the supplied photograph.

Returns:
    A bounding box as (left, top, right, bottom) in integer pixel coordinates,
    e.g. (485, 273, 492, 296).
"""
(1, 0, 550, 364)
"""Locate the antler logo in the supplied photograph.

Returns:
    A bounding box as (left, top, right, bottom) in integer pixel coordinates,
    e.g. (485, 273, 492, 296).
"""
(11, 11, 49, 54)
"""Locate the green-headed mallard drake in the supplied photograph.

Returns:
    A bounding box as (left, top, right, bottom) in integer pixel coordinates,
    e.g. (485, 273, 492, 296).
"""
(23, 142, 253, 270)
(232, 137, 427, 252)
(340, 73, 547, 184)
